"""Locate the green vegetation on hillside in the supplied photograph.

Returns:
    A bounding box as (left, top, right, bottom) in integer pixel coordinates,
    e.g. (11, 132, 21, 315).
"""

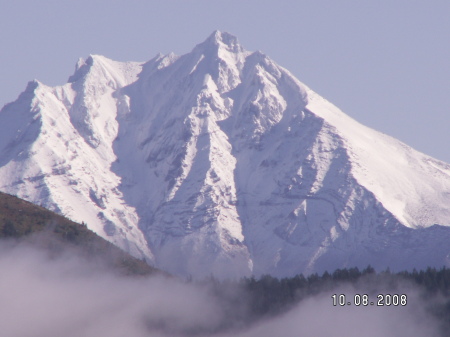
(0, 191, 157, 276)
(2, 191, 449, 335)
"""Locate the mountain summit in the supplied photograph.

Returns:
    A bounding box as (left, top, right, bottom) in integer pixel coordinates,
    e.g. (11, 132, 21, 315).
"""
(1, 31, 449, 278)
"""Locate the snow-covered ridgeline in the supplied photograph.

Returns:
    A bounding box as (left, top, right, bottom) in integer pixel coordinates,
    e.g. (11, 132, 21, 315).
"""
(1, 31, 449, 278)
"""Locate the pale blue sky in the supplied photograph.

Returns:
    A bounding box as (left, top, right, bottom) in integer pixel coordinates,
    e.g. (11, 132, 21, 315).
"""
(1, 1, 449, 162)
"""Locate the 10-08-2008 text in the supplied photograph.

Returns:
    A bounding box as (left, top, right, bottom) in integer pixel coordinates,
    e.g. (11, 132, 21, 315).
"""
(331, 294, 407, 306)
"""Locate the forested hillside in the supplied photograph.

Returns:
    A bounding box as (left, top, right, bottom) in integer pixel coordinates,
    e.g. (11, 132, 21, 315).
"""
(0, 191, 157, 276)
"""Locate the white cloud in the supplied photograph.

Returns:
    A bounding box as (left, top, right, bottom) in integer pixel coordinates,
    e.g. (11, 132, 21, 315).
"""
(0, 240, 443, 337)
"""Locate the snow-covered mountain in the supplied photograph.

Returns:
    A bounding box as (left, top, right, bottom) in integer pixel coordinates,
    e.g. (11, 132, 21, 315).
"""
(1, 31, 450, 279)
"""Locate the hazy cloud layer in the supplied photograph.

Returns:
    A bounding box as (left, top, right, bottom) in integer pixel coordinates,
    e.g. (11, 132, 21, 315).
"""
(229, 289, 440, 337)
(0, 240, 442, 337)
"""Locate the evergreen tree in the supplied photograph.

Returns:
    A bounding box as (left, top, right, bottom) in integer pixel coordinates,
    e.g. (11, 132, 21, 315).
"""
(2, 220, 18, 237)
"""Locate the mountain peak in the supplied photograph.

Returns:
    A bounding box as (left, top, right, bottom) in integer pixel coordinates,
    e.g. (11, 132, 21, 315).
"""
(68, 54, 112, 83)
(25, 79, 40, 93)
(68, 56, 94, 83)
(208, 30, 237, 45)
(2, 32, 450, 279)
(195, 30, 244, 54)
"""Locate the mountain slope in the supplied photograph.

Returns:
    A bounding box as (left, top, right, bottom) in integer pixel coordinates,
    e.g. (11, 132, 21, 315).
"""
(1, 31, 449, 278)
(0, 191, 157, 276)
(0, 57, 153, 262)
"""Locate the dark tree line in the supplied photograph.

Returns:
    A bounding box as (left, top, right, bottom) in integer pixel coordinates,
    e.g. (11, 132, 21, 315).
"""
(205, 266, 450, 335)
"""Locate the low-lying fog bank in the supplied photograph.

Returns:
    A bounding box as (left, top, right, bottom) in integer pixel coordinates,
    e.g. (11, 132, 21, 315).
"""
(0, 240, 444, 337)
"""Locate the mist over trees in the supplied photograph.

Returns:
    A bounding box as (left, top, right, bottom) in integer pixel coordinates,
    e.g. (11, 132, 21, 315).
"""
(1, 235, 449, 337)
(0, 191, 449, 336)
